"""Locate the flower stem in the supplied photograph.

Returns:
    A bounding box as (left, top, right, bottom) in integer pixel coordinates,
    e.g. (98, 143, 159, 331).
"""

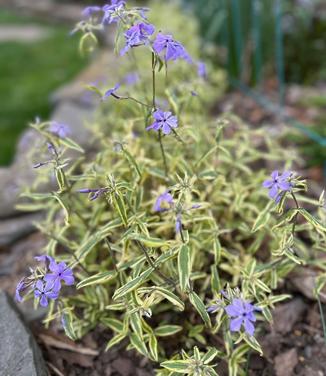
(151, 52, 156, 109)
(291, 192, 300, 235)
(180, 229, 186, 244)
(112, 93, 151, 108)
(151, 51, 168, 177)
(158, 130, 168, 177)
(104, 237, 123, 287)
(135, 239, 176, 286)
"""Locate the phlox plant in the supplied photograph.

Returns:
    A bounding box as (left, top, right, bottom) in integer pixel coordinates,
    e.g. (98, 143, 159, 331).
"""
(15, 1, 326, 375)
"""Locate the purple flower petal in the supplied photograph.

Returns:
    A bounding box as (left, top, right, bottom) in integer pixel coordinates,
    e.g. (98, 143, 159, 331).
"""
(40, 294, 49, 307)
(49, 122, 71, 138)
(268, 185, 279, 199)
(103, 83, 120, 99)
(279, 181, 291, 191)
(120, 22, 155, 55)
(262, 179, 273, 188)
(175, 214, 182, 234)
(271, 170, 279, 180)
(244, 318, 255, 336)
(230, 317, 243, 332)
(153, 33, 191, 63)
(15, 279, 25, 302)
(153, 191, 173, 212)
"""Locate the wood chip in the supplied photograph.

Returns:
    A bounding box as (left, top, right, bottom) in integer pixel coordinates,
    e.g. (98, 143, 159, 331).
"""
(39, 333, 99, 356)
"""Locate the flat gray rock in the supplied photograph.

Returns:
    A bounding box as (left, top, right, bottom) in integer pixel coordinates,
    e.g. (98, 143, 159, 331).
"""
(0, 291, 47, 376)
(0, 212, 42, 247)
(0, 25, 49, 42)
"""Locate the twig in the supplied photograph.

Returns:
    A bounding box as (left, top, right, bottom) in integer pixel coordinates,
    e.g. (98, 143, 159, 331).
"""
(39, 333, 99, 355)
(47, 362, 65, 376)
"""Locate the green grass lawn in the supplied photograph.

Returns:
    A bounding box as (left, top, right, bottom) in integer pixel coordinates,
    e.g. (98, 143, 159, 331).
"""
(0, 10, 87, 165)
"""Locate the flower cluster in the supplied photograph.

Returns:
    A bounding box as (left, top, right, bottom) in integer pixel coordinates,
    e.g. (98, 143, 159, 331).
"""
(146, 109, 178, 135)
(82, 1, 126, 24)
(208, 291, 261, 336)
(15, 255, 74, 307)
(121, 22, 155, 55)
(262, 170, 293, 202)
(49, 121, 71, 139)
(225, 298, 260, 336)
(77, 187, 109, 201)
(153, 33, 192, 63)
(153, 191, 200, 235)
(153, 191, 173, 212)
(81, 1, 198, 72)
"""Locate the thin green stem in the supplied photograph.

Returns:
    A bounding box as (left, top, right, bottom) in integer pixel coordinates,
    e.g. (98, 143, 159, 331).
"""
(164, 60, 168, 87)
(171, 128, 186, 145)
(180, 229, 186, 244)
(104, 237, 123, 287)
(291, 192, 300, 236)
(245, 350, 251, 375)
(135, 240, 176, 286)
(112, 93, 151, 108)
(151, 52, 156, 109)
(158, 130, 168, 177)
(291, 192, 300, 209)
(124, 197, 175, 286)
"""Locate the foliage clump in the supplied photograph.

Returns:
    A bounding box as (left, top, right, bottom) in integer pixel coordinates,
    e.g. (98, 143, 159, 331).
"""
(16, 2, 326, 375)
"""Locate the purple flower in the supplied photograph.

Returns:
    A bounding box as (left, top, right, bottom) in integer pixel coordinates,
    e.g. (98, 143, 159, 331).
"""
(225, 298, 260, 336)
(103, 83, 120, 100)
(77, 187, 108, 201)
(47, 142, 56, 155)
(136, 6, 150, 19)
(153, 191, 174, 212)
(33, 162, 50, 169)
(49, 122, 71, 138)
(120, 23, 155, 55)
(153, 33, 191, 63)
(175, 213, 182, 234)
(15, 278, 25, 302)
(35, 255, 57, 270)
(197, 61, 207, 79)
(146, 109, 178, 135)
(124, 72, 139, 85)
(207, 300, 222, 313)
(44, 261, 74, 291)
(82, 6, 102, 18)
(34, 280, 59, 307)
(262, 170, 292, 202)
(102, 0, 126, 24)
